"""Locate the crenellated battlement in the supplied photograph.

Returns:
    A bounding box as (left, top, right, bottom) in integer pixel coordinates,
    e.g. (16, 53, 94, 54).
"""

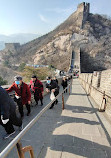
(77, 2, 90, 14)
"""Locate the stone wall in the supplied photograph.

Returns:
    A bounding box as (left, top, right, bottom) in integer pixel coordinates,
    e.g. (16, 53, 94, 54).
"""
(5, 43, 20, 52)
(76, 2, 90, 28)
(79, 69, 111, 116)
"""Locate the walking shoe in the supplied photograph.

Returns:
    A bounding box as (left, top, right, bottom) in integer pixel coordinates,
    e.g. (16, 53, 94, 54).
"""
(3, 131, 15, 139)
(55, 100, 58, 104)
(27, 112, 30, 116)
(41, 102, 43, 106)
(19, 124, 23, 131)
(35, 102, 38, 106)
(21, 113, 24, 119)
(21, 116, 24, 120)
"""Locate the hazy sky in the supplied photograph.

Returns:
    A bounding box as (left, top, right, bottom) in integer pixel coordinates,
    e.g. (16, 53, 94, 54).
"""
(0, 0, 111, 35)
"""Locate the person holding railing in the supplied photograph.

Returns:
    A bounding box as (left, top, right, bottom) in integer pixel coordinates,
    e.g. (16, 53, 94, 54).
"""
(46, 76, 59, 109)
(0, 86, 23, 139)
(29, 75, 43, 106)
(6, 76, 31, 118)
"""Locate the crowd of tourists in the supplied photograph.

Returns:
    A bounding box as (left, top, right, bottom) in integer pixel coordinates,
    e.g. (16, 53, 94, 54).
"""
(0, 75, 71, 139)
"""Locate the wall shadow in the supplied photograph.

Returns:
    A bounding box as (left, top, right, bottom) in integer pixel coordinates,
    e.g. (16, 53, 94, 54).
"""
(55, 115, 100, 128)
(71, 93, 87, 96)
(66, 105, 98, 114)
(50, 134, 111, 158)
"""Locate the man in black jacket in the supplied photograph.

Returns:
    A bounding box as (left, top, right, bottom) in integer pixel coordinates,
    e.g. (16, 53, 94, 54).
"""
(46, 77, 59, 109)
(61, 76, 68, 93)
(0, 86, 22, 139)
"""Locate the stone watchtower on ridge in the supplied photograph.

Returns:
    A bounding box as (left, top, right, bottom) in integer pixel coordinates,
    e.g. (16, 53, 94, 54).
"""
(5, 43, 20, 52)
(76, 2, 90, 29)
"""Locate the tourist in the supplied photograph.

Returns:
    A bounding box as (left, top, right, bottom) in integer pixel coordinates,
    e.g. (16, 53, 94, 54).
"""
(6, 76, 31, 118)
(29, 75, 43, 106)
(61, 76, 68, 93)
(0, 86, 23, 139)
(46, 77, 59, 109)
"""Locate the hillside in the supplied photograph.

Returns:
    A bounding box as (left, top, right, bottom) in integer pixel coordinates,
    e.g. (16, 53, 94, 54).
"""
(0, 2, 111, 83)
(0, 33, 41, 50)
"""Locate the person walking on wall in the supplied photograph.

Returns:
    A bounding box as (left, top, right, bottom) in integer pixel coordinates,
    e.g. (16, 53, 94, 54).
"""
(6, 76, 31, 118)
(46, 77, 59, 109)
(61, 76, 68, 93)
(29, 75, 43, 106)
(53, 76, 58, 85)
(0, 86, 23, 139)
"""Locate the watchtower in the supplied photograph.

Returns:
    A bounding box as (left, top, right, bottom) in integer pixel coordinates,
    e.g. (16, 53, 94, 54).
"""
(76, 2, 90, 28)
(5, 43, 20, 52)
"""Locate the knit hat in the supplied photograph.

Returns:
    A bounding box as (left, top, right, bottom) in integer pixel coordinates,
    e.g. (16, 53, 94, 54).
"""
(31, 75, 37, 78)
(46, 76, 51, 80)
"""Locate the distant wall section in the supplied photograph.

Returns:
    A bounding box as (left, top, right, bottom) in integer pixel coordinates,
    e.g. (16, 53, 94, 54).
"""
(5, 43, 20, 52)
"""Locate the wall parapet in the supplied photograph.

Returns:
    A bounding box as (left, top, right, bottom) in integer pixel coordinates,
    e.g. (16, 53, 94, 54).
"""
(79, 69, 111, 116)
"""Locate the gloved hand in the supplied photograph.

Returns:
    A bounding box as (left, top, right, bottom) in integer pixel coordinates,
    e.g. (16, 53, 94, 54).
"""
(1, 115, 9, 124)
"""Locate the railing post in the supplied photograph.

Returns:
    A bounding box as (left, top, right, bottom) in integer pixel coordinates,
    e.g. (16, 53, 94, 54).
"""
(16, 141, 25, 158)
(62, 93, 64, 110)
(99, 91, 107, 112)
(16, 141, 35, 158)
(69, 84, 70, 95)
(22, 146, 35, 158)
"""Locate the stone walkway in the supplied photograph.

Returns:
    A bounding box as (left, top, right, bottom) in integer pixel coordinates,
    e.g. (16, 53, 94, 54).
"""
(5, 79, 111, 157)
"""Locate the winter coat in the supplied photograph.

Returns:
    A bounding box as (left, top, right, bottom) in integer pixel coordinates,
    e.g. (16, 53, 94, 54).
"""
(53, 79, 58, 85)
(0, 86, 16, 120)
(6, 82, 31, 105)
(46, 80, 59, 96)
(61, 79, 68, 88)
(29, 79, 43, 93)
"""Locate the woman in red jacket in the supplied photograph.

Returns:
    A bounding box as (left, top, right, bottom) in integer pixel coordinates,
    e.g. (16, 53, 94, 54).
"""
(6, 76, 31, 118)
(29, 75, 43, 106)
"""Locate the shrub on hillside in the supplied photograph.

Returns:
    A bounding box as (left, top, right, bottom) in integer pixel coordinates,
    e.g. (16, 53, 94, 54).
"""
(18, 63, 26, 71)
(22, 66, 52, 82)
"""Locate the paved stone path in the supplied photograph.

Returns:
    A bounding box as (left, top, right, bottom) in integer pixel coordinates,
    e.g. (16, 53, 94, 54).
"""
(1, 78, 111, 158)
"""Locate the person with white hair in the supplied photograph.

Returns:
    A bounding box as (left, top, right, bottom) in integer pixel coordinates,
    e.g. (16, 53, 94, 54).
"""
(6, 76, 31, 118)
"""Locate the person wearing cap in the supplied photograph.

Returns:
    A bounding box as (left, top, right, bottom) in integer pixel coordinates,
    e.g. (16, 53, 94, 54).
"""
(46, 76, 59, 109)
(0, 86, 23, 139)
(29, 75, 43, 106)
(6, 76, 31, 118)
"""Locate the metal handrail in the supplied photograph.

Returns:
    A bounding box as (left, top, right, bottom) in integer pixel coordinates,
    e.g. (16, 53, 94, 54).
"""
(0, 83, 71, 158)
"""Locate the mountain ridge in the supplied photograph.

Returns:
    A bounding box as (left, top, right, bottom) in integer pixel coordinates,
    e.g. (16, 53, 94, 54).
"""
(0, 2, 111, 83)
(0, 33, 41, 50)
